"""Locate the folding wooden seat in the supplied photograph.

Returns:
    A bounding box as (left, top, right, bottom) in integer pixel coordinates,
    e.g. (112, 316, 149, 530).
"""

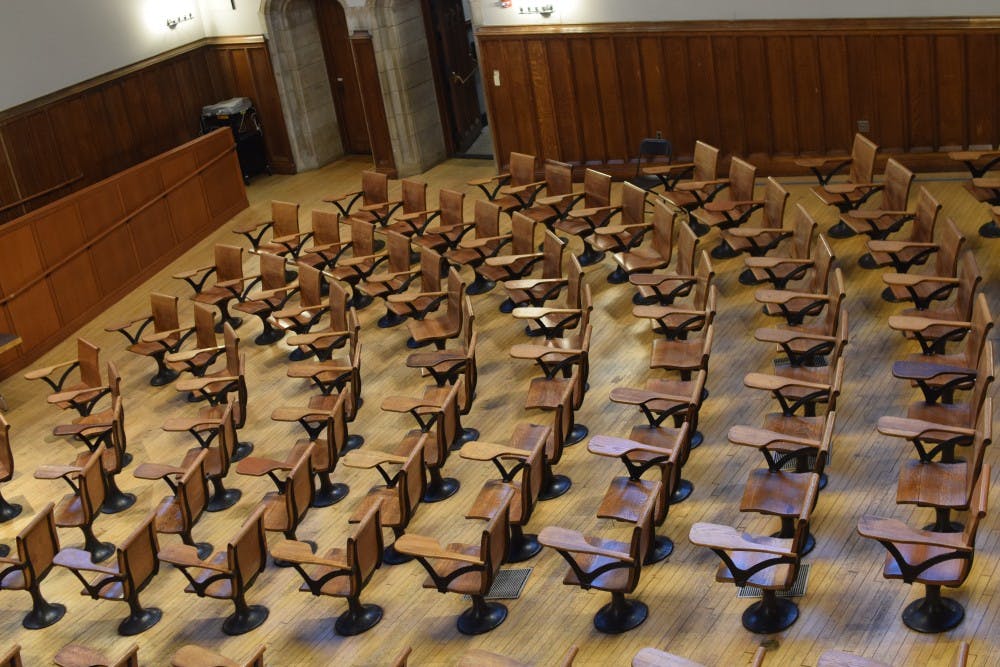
(632, 261, 716, 341)
(358, 230, 419, 325)
(895, 409, 990, 533)
(105, 292, 182, 385)
(384, 247, 448, 327)
(343, 441, 424, 564)
(468, 151, 542, 214)
(270, 391, 357, 506)
(381, 378, 471, 502)
(642, 139, 719, 195)
(605, 370, 706, 499)
(498, 230, 566, 312)
(690, 156, 758, 257)
(24, 338, 109, 417)
(410, 188, 470, 254)
(233, 250, 299, 345)
(511, 256, 589, 339)
(480, 213, 546, 309)
(756, 261, 844, 331)
(520, 371, 584, 500)
(0, 416, 20, 524)
(161, 303, 222, 379)
(276, 357, 362, 438)
(237, 443, 316, 553)
(174, 244, 258, 331)
(158, 403, 242, 512)
(592, 448, 681, 565)
(612, 200, 676, 284)
(159, 506, 269, 636)
(269, 263, 329, 354)
(461, 423, 550, 562)
(525, 363, 588, 445)
(887, 252, 982, 356)
(170, 644, 266, 667)
(511, 320, 592, 408)
(550, 168, 614, 266)
(297, 209, 351, 271)
(634, 646, 766, 667)
(166, 323, 252, 461)
(460, 645, 579, 667)
(34, 449, 115, 562)
(271, 503, 384, 636)
(445, 200, 505, 295)
(326, 169, 401, 227)
(404, 267, 465, 349)
(838, 158, 915, 266)
(406, 300, 477, 414)
(287, 332, 363, 408)
(629, 226, 701, 307)
(891, 293, 992, 404)
(648, 322, 714, 392)
(754, 271, 846, 366)
(394, 485, 514, 635)
(864, 187, 942, 275)
(54, 643, 140, 667)
(719, 177, 791, 265)
(745, 354, 845, 419)
(53, 514, 161, 635)
(799, 133, 879, 238)
(517, 159, 575, 230)
(285, 278, 355, 362)
(689, 474, 820, 633)
(740, 203, 817, 287)
(53, 395, 135, 513)
(881, 219, 966, 308)
(857, 466, 989, 633)
(656, 141, 723, 234)
(324, 218, 387, 309)
(538, 480, 660, 634)
(750, 235, 834, 305)
(134, 449, 213, 559)
(732, 413, 836, 556)
(0, 503, 65, 629)
(591, 182, 652, 283)
(234, 200, 311, 258)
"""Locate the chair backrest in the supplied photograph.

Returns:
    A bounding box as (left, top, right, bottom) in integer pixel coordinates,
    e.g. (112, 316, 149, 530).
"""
(692, 141, 719, 182)
(215, 244, 245, 283)
(849, 133, 878, 184)
(934, 217, 966, 277)
(107, 362, 122, 403)
(444, 268, 466, 329)
(150, 293, 180, 333)
(192, 303, 217, 349)
(283, 443, 315, 533)
(807, 235, 835, 294)
(811, 411, 837, 476)
(564, 255, 583, 309)
(543, 160, 573, 199)
(0, 415, 12, 483)
(961, 463, 990, 553)
(325, 391, 350, 459)
(950, 252, 982, 325)
(968, 355, 994, 425)
(650, 199, 676, 263)
(964, 293, 994, 367)
(821, 268, 847, 334)
(419, 247, 444, 293)
(16, 503, 60, 587)
(728, 157, 757, 203)
(361, 170, 388, 207)
(540, 230, 565, 280)
(438, 189, 465, 228)
(481, 492, 513, 589)
(105, 397, 127, 474)
(400, 179, 427, 218)
(509, 152, 536, 188)
(761, 177, 790, 230)
(621, 182, 648, 227)
(675, 221, 699, 276)
(399, 435, 426, 526)
(691, 251, 715, 308)
(792, 474, 822, 556)
(79, 448, 107, 522)
(474, 199, 501, 239)
(909, 187, 941, 244)
(325, 277, 349, 332)
(962, 409, 992, 499)
(271, 201, 300, 239)
(222, 323, 241, 377)
(510, 212, 538, 256)
(349, 218, 376, 258)
(385, 230, 412, 275)
(583, 169, 612, 208)
(347, 503, 383, 595)
(178, 450, 210, 533)
(881, 159, 915, 211)
(258, 251, 288, 292)
(229, 506, 268, 590)
(547, 372, 578, 463)
(516, 424, 549, 524)
(790, 204, 818, 259)
(215, 403, 237, 479)
(436, 378, 464, 454)
(78, 339, 102, 388)
(826, 356, 847, 412)
(311, 209, 341, 247)
(118, 514, 159, 597)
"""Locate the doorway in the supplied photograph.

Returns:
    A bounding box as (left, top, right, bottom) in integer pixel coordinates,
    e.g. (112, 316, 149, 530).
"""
(315, 0, 371, 155)
(421, 0, 490, 157)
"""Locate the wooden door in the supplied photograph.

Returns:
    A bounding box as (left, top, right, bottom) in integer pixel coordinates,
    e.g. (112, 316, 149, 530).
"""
(315, 0, 370, 154)
(424, 0, 483, 154)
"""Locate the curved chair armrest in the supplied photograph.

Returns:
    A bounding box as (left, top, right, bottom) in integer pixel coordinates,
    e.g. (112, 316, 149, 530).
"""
(754, 327, 835, 345)
(159, 544, 229, 571)
(396, 208, 437, 221)
(511, 306, 579, 319)
(54, 548, 119, 574)
(744, 372, 829, 392)
(247, 282, 299, 301)
(459, 234, 510, 249)
(133, 462, 186, 480)
(104, 314, 152, 333)
(892, 360, 975, 381)
(342, 449, 407, 469)
(172, 264, 215, 280)
(594, 222, 650, 236)
(538, 526, 633, 561)
(24, 358, 77, 381)
(164, 345, 223, 364)
(175, 375, 238, 394)
(500, 179, 546, 195)
(688, 522, 795, 555)
(726, 227, 792, 239)
(876, 416, 976, 440)
(236, 457, 291, 477)
(795, 156, 852, 168)
(971, 176, 1000, 188)
(703, 198, 763, 212)
(387, 290, 447, 304)
(142, 325, 194, 344)
(503, 277, 566, 290)
(744, 256, 813, 269)
(34, 464, 82, 480)
(359, 199, 401, 212)
(629, 273, 697, 287)
(824, 182, 875, 194)
(286, 329, 350, 347)
(394, 534, 484, 563)
(888, 315, 969, 333)
(754, 289, 829, 305)
(232, 219, 272, 234)
(338, 251, 387, 268)
(381, 396, 435, 413)
(406, 350, 466, 367)
(271, 406, 327, 422)
(53, 420, 112, 437)
(882, 273, 958, 287)
(588, 434, 670, 458)
(270, 540, 349, 569)
(535, 192, 579, 206)
(460, 440, 528, 461)
(485, 252, 543, 267)
(509, 344, 582, 360)
(847, 209, 910, 220)
(324, 189, 363, 203)
(675, 178, 729, 192)
(727, 425, 818, 449)
(643, 161, 695, 175)
(857, 515, 970, 550)
(609, 387, 691, 406)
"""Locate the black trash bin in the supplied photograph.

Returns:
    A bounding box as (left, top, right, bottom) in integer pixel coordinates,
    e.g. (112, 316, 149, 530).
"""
(200, 97, 270, 184)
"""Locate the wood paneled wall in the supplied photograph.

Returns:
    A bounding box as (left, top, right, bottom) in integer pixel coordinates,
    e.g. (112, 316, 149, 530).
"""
(476, 18, 1000, 175)
(0, 129, 247, 378)
(0, 36, 291, 224)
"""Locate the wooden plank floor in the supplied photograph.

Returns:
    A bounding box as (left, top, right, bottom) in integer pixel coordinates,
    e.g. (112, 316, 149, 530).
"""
(0, 156, 997, 666)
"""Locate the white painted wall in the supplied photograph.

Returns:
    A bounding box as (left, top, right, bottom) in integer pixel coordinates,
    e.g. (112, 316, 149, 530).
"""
(470, 0, 999, 26)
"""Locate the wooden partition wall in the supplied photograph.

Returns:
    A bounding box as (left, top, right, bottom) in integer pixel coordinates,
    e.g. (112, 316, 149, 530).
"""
(477, 17, 1000, 175)
(0, 129, 247, 378)
(0, 36, 291, 224)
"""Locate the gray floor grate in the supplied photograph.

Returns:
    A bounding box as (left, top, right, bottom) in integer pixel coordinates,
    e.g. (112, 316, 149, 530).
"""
(737, 563, 810, 599)
(463, 568, 532, 601)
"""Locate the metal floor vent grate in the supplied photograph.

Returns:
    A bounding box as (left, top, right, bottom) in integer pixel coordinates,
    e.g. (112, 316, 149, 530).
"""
(737, 563, 810, 599)
(464, 568, 532, 601)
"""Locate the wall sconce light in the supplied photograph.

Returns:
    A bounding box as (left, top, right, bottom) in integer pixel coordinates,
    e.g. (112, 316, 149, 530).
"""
(519, 5, 554, 17)
(166, 13, 195, 29)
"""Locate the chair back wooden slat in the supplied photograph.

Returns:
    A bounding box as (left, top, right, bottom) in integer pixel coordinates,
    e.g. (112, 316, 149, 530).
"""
(881, 159, 915, 211)
(675, 221, 699, 276)
(692, 140, 720, 182)
(510, 212, 538, 256)
(401, 435, 426, 525)
(849, 133, 879, 184)
(78, 339, 102, 388)
(650, 200, 676, 265)
(729, 157, 757, 203)
(361, 171, 388, 207)
(438, 189, 464, 228)
(509, 153, 536, 188)
(349, 218, 376, 259)
(311, 209, 341, 247)
(17, 503, 60, 585)
(215, 244, 245, 284)
(193, 303, 217, 349)
(258, 252, 287, 292)
(119, 515, 159, 596)
(150, 293, 180, 333)
(81, 449, 107, 521)
(271, 201, 300, 239)
(761, 177, 790, 230)
(583, 169, 612, 208)
(791, 204, 818, 259)
(621, 182, 647, 227)
(230, 507, 268, 591)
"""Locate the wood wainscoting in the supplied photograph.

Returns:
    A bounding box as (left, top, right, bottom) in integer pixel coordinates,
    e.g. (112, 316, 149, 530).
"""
(0, 36, 291, 224)
(0, 129, 247, 378)
(476, 17, 1000, 175)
